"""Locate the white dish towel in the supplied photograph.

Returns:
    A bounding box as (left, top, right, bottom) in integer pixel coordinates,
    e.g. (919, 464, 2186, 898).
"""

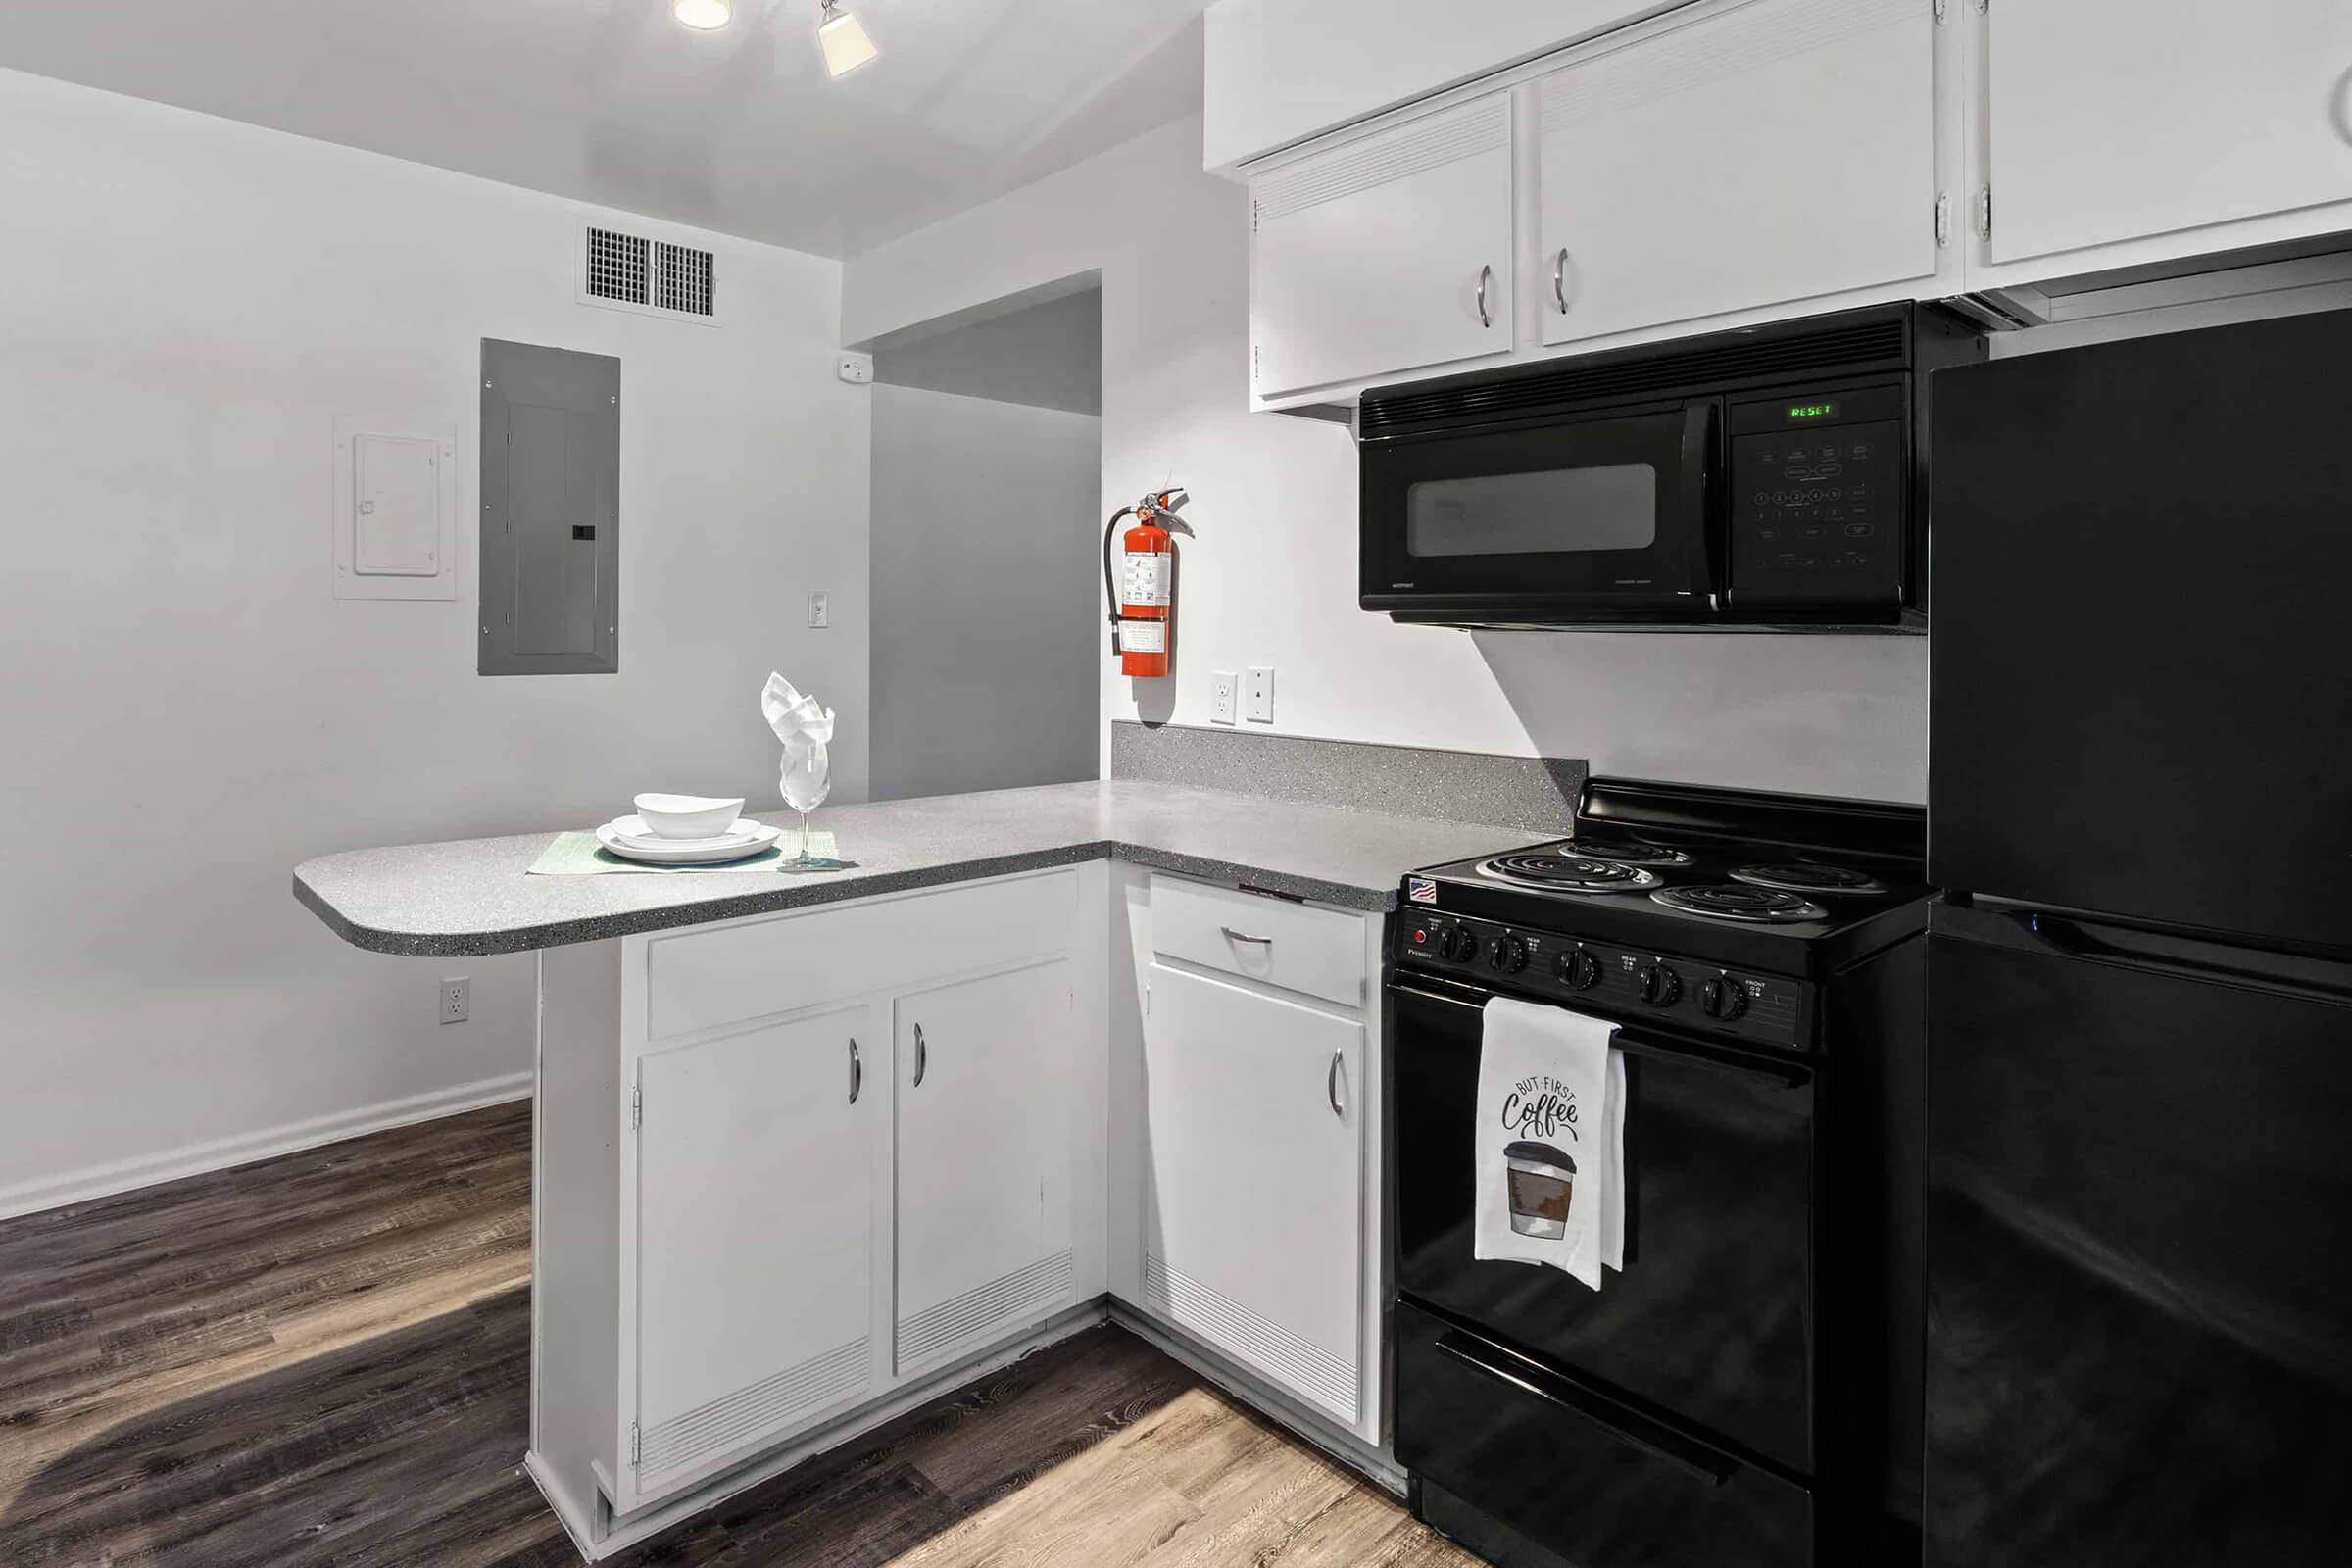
(1474, 997, 1628, 1291)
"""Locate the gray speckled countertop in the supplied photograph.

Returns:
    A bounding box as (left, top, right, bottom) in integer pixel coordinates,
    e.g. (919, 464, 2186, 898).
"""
(293, 780, 1552, 957)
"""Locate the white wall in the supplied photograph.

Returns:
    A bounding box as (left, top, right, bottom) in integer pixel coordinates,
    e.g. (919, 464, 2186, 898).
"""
(0, 69, 869, 1216)
(844, 115, 1931, 805)
(869, 384, 1102, 801)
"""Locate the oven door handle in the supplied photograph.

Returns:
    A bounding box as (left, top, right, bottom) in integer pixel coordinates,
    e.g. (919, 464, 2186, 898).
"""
(1387, 980, 1812, 1088)
(1433, 1330, 1738, 1488)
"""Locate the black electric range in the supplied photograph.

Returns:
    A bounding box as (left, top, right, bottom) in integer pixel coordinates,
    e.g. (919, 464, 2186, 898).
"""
(1387, 778, 1930, 1568)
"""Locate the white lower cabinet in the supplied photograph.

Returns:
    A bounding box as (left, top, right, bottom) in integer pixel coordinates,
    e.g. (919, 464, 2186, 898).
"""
(628, 1004, 879, 1492)
(894, 959, 1078, 1376)
(1142, 962, 1366, 1427)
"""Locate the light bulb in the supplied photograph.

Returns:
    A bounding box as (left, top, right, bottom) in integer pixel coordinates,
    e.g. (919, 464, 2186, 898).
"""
(818, 3, 878, 76)
(673, 0, 732, 30)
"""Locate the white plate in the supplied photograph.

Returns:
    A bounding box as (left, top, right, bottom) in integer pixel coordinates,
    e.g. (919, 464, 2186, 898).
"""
(595, 820, 779, 865)
(606, 815, 772, 852)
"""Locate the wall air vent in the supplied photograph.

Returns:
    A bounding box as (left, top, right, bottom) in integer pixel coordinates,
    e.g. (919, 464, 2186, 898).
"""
(578, 225, 719, 324)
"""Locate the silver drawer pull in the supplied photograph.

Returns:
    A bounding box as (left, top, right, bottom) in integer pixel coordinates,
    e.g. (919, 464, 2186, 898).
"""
(1328, 1049, 1347, 1120)
(1220, 926, 1274, 945)
(849, 1038, 862, 1104)
(912, 1022, 927, 1087)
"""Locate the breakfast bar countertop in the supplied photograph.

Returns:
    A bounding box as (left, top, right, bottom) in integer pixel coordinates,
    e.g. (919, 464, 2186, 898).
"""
(293, 779, 1554, 956)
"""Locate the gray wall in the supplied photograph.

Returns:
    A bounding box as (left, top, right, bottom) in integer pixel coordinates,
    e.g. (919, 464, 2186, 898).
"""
(869, 382, 1102, 801)
(872, 288, 1102, 415)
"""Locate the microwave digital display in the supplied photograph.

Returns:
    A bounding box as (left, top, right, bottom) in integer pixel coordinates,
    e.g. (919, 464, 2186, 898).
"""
(1785, 402, 1839, 421)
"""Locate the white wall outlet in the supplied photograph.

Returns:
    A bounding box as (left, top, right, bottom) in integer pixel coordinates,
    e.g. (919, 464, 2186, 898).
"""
(837, 351, 874, 385)
(1244, 666, 1275, 724)
(1210, 671, 1238, 724)
(439, 977, 469, 1025)
(808, 591, 830, 629)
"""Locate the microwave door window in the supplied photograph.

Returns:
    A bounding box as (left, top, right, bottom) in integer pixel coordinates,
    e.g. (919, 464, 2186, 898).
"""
(1405, 465, 1658, 558)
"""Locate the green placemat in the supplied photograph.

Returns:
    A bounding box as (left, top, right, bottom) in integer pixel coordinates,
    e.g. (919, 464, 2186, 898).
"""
(529, 830, 795, 875)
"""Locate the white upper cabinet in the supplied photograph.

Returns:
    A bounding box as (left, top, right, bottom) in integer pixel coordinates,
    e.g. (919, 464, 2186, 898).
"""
(1974, 0, 2352, 278)
(628, 1004, 877, 1499)
(1251, 95, 1515, 398)
(1205, 0, 1690, 170)
(893, 959, 1078, 1377)
(1539, 0, 1943, 348)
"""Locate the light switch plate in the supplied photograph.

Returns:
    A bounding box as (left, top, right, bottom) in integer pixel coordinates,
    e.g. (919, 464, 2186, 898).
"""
(808, 591, 830, 629)
(1210, 671, 1238, 724)
(1244, 667, 1275, 724)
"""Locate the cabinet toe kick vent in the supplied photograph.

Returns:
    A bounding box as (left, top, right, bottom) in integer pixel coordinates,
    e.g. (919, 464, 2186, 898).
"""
(897, 1250, 1074, 1371)
(1144, 1253, 1358, 1424)
(638, 1336, 867, 1476)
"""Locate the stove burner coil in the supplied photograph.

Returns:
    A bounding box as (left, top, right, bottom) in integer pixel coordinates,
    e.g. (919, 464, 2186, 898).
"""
(1556, 836, 1693, 867)
(1647, 885, 1829, 923)
(1479, 854, 1664, 894)
(1729, 863, 1887, 897)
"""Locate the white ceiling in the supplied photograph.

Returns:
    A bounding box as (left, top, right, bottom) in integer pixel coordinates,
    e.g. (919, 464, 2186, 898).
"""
(0, 0, 1208, 258)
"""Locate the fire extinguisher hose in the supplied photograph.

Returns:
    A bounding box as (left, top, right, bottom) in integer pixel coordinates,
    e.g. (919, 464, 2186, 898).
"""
(1102, 505, 1135, 653)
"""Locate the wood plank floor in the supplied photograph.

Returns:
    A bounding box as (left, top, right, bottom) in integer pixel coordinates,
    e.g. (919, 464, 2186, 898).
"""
(0, 1102, 1480, 1567)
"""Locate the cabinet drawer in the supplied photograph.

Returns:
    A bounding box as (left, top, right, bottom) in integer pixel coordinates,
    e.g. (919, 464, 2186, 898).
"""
(1148, 875, 1367, 1009)
(645, 870, 1079, 1040)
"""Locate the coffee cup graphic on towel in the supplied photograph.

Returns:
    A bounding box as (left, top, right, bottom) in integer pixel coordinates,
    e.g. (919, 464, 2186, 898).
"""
(1503, 1141, 1577, 1239)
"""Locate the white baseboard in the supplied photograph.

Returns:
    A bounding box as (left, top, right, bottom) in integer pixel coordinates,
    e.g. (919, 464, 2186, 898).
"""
(0, 1071, 534, 1223)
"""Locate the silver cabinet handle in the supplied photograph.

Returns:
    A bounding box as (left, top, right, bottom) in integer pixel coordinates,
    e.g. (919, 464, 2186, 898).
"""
(1220, 926, 1274, 946)
(1328, 1049, 1346, 1120)
(849, 1037, 862, 1104)
(1553, 248, 1571, 315)
(912, 1022, 927, 1087)
(1476, 264, 1494, 328)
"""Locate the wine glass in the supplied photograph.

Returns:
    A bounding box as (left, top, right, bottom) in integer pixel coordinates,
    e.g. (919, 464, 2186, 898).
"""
(779, 739, 832, 867)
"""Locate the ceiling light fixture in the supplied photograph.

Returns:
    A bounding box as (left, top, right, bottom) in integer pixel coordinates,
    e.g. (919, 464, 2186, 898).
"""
(817, 0, 879, 76)
(673, 0, 732, 30)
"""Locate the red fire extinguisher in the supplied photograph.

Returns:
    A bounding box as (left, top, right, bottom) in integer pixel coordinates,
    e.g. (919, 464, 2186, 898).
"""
(1103, 487, 1189, 678)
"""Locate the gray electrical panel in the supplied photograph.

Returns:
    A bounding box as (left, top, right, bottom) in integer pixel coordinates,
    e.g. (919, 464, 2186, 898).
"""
(479, 338, 620, 675)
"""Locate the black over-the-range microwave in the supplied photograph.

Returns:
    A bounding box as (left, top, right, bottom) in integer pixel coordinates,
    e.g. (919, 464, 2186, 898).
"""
(1358, 304, 1986, 629)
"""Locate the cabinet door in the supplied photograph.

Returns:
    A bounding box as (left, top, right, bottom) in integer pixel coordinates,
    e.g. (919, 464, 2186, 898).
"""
(894, 960, 1076, 1375)
(1251, 93, 1513, 398)
(1141, 963, 1364, 1426)
(1982, 0, 2352, 270)
(1539, 0, 1939, 348)
(629, 1004, 876, 1494)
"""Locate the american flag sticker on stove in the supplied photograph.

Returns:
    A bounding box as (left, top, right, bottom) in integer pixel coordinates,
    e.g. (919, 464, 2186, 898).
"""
(1407, 878, 1438, 905)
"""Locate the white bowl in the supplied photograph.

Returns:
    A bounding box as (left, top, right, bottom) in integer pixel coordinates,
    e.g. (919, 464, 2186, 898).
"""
(632, 793, 747, 840)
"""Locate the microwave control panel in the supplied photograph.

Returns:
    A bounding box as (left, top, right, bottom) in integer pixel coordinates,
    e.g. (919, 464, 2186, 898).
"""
(1727, 384, 1907, 606)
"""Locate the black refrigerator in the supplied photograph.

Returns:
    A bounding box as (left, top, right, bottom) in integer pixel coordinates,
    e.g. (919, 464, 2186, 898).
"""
(1925, 309, 2352, 1565)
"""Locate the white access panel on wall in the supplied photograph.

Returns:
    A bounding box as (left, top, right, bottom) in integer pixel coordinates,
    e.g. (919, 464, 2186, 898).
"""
(1538, 0, 1942, 349)
(331, 416, 457, 601)
(1978, 0, 2352, 274)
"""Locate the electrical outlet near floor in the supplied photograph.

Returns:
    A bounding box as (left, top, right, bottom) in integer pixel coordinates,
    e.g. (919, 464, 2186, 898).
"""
(1210, 671, 1238, 724)
(439, 977, 469, 1025)
(1244, 666, 1275, 724)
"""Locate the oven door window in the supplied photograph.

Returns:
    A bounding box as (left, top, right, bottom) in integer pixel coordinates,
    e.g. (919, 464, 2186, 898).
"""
(1362, 405, 1713, 605)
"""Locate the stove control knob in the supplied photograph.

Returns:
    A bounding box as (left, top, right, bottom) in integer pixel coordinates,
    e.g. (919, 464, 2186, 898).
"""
(1700, 975, 1748, 1021)
(1489, 934, 1531, 974)
(1555, 947, 1602, 992)
(1439, 926, 1480, 963)
(1637, 962, 1683, 1007)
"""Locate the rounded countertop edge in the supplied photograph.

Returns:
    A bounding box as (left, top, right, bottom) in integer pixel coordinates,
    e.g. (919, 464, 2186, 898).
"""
(293, 838, 1404, 956)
